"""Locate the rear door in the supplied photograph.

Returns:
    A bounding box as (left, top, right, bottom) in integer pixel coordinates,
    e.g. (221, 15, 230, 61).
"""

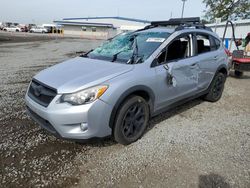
(154, 33, 200, 110)
(194, 33, 221, 90)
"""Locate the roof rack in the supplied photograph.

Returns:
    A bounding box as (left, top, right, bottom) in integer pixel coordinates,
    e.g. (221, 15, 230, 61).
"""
(151, 17, 201, 26)
(148, 17, 212, 32)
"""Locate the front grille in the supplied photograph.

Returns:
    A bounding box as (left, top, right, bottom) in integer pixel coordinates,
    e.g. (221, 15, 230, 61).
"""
(28, 79, 57, 107)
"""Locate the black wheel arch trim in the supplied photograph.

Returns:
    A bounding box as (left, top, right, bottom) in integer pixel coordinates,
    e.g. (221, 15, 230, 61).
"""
(109, 85, 155, 129)
(204, 64, 228, 95)
(216, 64, 228, 76)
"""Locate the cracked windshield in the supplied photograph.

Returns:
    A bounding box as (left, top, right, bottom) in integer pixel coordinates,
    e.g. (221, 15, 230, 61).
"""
(88, 31, 171, 63)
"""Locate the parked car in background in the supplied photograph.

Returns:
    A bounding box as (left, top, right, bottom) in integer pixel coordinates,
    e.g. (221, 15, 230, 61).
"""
(3, 26, 21, 32)
(42, 24, 56, 33)
(30, 26, 48, 33)
(18, 24, 29, 32)
(21, 26, 29, 32)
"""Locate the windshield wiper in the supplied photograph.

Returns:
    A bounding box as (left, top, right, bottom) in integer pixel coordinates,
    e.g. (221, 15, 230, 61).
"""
(80, 49, 93, 58)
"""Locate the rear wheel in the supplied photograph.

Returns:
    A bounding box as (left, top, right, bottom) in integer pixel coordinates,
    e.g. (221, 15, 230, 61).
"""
(204, 72, 226, 102)
(113, 96, 149, 145)
(16, 29, 19, 32)
(234, 70, 243, 78)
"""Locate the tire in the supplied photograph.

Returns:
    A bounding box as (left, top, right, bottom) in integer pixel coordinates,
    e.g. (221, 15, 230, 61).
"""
(113, 96, 149, 145)
(42, 31, 45, 34)
(234, 70, 243, 78)
(204, 72, 226, 102)
(16, 29, 19, 32)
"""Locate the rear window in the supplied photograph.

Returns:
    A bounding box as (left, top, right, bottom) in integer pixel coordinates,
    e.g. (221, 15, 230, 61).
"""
(213, 38, 221, 50)
(196, 34, 212, 54)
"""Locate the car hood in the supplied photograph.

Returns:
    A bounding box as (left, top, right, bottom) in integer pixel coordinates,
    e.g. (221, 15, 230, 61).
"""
(34, 57, 134, 94)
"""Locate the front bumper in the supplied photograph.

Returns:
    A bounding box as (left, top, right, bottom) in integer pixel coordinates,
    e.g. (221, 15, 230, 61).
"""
(25, 94, 113, 140)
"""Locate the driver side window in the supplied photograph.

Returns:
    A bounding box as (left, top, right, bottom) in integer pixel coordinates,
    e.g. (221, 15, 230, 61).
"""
(157, 34, 192, 64)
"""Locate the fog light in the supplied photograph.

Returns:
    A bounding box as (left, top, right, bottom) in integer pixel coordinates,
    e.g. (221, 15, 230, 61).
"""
(80, 123, 88, 131)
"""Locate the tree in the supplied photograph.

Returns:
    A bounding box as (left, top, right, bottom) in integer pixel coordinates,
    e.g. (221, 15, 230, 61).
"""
(203, 0, 250, 22)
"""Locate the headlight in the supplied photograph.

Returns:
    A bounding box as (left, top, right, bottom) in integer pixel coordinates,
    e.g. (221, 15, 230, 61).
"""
(61, 85, 108, 105)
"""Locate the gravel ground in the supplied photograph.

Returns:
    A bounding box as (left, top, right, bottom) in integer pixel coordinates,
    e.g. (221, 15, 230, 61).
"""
(0, 32, 249, 188)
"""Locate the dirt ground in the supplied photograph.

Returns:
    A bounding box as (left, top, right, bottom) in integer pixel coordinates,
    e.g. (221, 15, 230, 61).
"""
(0, 31, 249, 188)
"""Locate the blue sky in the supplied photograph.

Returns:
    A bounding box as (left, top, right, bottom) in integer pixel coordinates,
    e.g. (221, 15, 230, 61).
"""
(0, 0, 206, 24)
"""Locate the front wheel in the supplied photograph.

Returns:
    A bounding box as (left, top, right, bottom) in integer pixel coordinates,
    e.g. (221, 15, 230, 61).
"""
(113, 96, 149, 145)
(204, 72, 226, 102)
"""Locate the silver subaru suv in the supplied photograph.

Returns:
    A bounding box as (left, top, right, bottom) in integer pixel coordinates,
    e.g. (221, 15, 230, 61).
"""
(25, 18, 228, 145)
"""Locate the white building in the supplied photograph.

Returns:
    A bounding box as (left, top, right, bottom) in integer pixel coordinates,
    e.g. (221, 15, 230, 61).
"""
(54, 16, 150, 39)
(207, 19, 250, 50)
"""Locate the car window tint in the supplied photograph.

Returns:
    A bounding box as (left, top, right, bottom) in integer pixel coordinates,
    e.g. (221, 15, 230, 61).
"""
(214, 38, 221, 50)
(166, 35, 191, 62)
(157, 51, 167, 64)
(196, 34, 211, 54)
(210, 36, 221, 51)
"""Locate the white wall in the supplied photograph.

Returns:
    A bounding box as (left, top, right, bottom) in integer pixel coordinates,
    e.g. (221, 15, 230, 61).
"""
(207, 20, 250, 51)
(64, 18, 149, 30)
(63, 25, 115, 39)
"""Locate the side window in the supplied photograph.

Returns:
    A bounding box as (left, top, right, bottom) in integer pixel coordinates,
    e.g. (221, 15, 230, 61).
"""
(210, 36, 221, 51)
(157, 50, 167, 63)
(166, 35, 192, 61)
(156, 34, 192, 64)
(214, 38, 221, 50)
(196, 34, 212, 54)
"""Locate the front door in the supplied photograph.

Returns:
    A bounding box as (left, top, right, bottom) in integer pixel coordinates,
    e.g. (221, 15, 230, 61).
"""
(154, 34, 200, 110)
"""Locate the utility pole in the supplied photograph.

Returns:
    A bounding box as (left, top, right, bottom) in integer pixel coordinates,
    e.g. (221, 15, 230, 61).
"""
(181, 0, 187, 18)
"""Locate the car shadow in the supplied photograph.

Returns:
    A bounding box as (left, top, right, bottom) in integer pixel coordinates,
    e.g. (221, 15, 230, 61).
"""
(147, 98, 204, 131)
(76, 97, 204, 147)
(199, 173, 230, 188)
(77, 97, 204, 147)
